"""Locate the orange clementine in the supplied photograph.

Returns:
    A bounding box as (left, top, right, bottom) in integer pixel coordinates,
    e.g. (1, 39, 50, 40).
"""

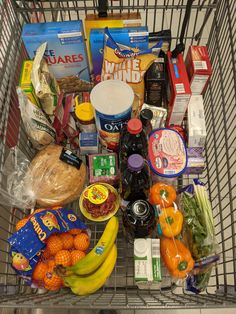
(16, 218, 28, 231)
(47, 259, 56, 270)
(71, 250, 85, 265)
(74, 233, 90, 251)
(32, 262, 48, 282)
(69, 229, 82, 235)
(46, 235, 63, 256)
(55, 250, 72, 267)
(44, 270, 63, 291)
(59, 232, 74, 250)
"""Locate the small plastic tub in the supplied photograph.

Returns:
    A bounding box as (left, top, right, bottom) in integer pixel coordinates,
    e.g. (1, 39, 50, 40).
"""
(148, 128, 187, 178)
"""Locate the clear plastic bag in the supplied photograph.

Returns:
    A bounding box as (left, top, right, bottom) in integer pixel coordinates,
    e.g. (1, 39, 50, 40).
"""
(0, 145, 87, 209)
(149, 181, 195, 280)
(0, 147, 35, 208)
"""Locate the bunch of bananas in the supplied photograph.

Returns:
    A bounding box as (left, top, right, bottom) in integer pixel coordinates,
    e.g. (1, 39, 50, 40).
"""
(59, 216, 119, 296)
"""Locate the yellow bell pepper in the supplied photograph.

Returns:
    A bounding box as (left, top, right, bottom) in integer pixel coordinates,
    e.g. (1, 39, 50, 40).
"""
(159, 207, 183, 237)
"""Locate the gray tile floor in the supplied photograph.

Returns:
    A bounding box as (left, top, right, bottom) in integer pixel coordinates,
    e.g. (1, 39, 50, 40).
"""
(1, 309, 236, 314)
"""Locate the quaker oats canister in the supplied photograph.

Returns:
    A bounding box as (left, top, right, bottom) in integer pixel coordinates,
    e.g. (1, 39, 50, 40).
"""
(90, 80, 134, 151)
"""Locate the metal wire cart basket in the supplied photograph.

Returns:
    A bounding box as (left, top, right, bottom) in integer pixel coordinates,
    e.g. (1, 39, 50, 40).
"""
(0, 0, 235, 309)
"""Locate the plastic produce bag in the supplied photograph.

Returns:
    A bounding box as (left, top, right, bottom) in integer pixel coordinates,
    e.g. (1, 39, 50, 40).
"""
(149, 182, 195, 279)
(0, 147, 34, 209)
(179, 179, 220, 292)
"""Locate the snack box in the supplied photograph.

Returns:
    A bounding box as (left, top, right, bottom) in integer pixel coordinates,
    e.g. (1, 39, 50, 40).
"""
(186, 147, 205, 174)
(187, 95, 207, 147)
(134, 238, 162, 289)
(22, 21, 90, 82)
(19, 60, 40, 107)
(167, 51, 191, 125)
(90, 26, 149, 83)
(79, 132, 99, 155)
(84, 12, 142, 69)
(88, 153, 119, 185)
(185, 46, 212, 95)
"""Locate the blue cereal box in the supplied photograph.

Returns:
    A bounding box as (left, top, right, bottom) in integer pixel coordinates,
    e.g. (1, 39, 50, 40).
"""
(22, 21, 90, 83)
(90, 26, 149, 83)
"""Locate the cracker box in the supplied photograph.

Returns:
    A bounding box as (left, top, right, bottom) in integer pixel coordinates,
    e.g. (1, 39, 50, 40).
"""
(22, 21, 90, 82)
(185, 46, 212, 95)
(187, 95, 207, 147)
(90, 26, 148, 83)
(84, 12, 142, 69)
(19, 60, 40, 107)
(167, 51, 191, 125)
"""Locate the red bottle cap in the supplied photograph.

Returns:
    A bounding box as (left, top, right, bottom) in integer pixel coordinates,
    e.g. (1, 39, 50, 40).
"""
(127, 118, 143, 134)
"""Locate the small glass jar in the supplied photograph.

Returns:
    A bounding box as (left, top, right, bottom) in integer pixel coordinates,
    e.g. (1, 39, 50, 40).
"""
(75, 100, 96, 133)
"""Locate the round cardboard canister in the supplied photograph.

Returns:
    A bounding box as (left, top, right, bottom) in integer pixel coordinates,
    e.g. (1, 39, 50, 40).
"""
(90, 80, 134, 151)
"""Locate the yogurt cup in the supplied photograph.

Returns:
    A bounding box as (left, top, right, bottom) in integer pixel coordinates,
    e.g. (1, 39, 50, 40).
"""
(90, 80, 134, 151)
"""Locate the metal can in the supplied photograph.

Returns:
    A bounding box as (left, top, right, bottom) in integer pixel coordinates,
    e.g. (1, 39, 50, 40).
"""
(122, 199, 156, 242)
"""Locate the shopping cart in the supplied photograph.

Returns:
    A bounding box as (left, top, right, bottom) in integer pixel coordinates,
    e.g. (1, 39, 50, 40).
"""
(0, 0, 235, 309)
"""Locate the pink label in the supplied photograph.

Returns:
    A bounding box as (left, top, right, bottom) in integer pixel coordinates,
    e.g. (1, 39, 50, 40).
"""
(148, 129, 187, 177)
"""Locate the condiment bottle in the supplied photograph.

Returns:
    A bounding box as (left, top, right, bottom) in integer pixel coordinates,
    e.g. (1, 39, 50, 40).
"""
(75, 101, 96, 133)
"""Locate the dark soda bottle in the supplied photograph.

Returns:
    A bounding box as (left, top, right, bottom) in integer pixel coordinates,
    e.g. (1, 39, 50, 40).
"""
(119, 118, 148, 172)
(120, 154, 151, 202)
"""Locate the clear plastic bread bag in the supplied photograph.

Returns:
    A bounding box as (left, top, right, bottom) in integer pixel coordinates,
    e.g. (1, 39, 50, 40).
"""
(0, 145, 87, 209)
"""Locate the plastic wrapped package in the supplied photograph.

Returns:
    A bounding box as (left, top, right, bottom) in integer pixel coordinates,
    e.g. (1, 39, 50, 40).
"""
(179, 179, 219, 292)
(0, 145, 87, 208)
(149, 181, 195, 280)
(17, 87, 55, 150)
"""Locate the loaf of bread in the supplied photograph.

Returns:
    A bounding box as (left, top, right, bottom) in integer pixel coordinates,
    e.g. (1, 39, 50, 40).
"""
(28, 145, 86, 206)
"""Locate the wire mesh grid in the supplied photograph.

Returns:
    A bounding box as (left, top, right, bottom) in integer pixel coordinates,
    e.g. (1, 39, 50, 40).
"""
(0, 0, 235, 309)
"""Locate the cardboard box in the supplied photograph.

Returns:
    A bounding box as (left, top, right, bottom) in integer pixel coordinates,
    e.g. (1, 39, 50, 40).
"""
(186, 147, 205, 174)
(84, 12, 142, 69)
(22, 21, 90, 82)
(134, 238, 162, 289)
(167, 52, 191, 125)
(19, 60, 40, 107)
(185, 46, 212, 95)
(90, 26, 148, 83)
(187, 95, 206, 147)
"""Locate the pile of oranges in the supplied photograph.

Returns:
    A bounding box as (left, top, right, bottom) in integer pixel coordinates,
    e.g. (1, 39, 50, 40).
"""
(15, 212, 90, 291)
(32, 229, 90, 291)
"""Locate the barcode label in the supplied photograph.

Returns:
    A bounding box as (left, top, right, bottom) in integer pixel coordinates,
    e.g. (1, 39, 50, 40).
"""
(193, 60, 207, 70)
(175, 83, 185, 94)
(164, 170, 176, 175)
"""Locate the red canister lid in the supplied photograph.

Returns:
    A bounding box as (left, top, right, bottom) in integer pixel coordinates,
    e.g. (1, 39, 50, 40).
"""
(127, 118, 143, 134)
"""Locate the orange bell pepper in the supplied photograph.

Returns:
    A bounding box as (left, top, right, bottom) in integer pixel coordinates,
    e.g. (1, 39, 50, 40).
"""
(160, 237, 194, 279)
(159, 207, 183, 237)
(149, 183, 176, 207)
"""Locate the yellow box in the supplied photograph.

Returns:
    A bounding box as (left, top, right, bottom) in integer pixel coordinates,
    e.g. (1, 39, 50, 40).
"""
(19, 60, 40, 107)
(84, 12, 142, 69)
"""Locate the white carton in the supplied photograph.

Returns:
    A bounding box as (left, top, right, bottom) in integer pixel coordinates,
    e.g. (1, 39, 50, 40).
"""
(134, 238, 161, 289)
(188, 95, 207, 147)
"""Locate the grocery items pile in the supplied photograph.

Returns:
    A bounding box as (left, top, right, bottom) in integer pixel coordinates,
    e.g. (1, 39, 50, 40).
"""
(2, 15, 219, 296)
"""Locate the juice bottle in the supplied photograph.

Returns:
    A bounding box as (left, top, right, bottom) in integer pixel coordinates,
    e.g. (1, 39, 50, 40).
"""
(120, 154, 151, 202)
(119, 118, 148, 172)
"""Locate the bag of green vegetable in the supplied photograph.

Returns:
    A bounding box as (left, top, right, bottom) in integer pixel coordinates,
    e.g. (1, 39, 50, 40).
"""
(179, 178, 219, 293)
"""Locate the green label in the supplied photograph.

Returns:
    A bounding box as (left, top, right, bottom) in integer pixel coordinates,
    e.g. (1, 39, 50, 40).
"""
(92, 155, 116, 177)
(152, 257, 162, 282)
